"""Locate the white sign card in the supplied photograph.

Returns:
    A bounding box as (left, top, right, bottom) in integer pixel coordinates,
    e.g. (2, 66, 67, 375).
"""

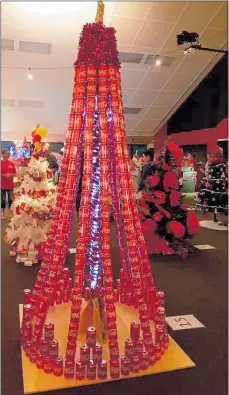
(166, 315, 205, 331)
(194, 245, 216, 250)
(68, 248, 76, 254)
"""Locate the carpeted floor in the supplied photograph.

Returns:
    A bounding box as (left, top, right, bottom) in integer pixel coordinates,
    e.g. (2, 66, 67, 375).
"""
(1, 207, 228, 395)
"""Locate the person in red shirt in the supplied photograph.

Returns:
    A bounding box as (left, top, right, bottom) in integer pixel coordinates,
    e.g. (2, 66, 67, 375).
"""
(1, 149, 16, 219)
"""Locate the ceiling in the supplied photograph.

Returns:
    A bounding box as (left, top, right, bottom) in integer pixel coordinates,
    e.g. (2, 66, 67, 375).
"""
(1, 1, 228, 143)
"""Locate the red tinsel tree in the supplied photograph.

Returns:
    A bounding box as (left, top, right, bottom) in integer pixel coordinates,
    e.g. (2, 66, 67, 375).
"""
(140, 141, 199, 258)
(19, 2, 170, 382)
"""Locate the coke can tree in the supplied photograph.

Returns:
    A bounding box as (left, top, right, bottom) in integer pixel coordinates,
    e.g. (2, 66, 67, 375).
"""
(19, 3, 194, 392)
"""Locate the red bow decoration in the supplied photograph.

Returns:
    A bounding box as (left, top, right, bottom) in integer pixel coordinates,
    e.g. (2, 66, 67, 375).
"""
(186, 210, 199, 235)
(167, 221, 185, 238)
(163, 170, 177, 191)
(170, 190, 181, 207)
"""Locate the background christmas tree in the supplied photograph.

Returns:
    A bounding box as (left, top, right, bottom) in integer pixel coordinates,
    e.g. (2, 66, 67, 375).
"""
(5, 131, 56, 265)
(197, 144, 228, 222)
(140, 141, 199, 258)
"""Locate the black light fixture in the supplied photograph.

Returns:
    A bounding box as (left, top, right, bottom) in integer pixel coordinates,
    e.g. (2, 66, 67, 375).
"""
(177, 30, 227, 55)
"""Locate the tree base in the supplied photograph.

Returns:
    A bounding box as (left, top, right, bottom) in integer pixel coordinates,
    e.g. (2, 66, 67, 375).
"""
(19, 303, 195, 394)
(199, 220, 228, 231)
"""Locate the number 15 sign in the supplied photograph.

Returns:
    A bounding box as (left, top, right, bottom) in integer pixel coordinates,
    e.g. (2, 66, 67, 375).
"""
(166, 315, 205, 331)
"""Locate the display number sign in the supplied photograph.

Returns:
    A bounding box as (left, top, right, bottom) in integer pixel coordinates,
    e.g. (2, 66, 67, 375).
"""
(166, 315, 205, 331)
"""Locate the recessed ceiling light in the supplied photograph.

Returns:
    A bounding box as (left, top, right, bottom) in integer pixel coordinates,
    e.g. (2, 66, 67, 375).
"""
(27, 69, 33, 80)
(155, 58, 161, 66)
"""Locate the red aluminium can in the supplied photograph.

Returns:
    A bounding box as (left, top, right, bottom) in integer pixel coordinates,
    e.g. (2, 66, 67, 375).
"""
(131, 356, 140, 373)
(130, 321, 140, 342)
(23, 289, 31, 304)
(68, 322, 79, 343)
(87, 360, 96, 380)
(110, 359, 120, 379)
(121, 356, 130, 376)
(23, 304, 33, 322)
(40, 337, 49, 356)
(155, 343, 161, 361)
(155, 324, 165, 344)
(71, 305, 81, 323)
(107, 322, 118, 341)
(98, 359, 107, 380)
(135, 338, 143, 355)
(43, 357, 53, 374)
(157, 291, 165, 306)
(80, 344, 90, 365)
(75, 360, 86, 380)
(148, 346, 156, 365)
(86, 327, 96, 348)
(156, 307, 166, 324)
(36, 351, 43, 369)
(109, 340, 119, 360)
(44, 322, 54, 343)
(23, 321, 32, 341)
(49, 339, 59, 360)
(140, 351, 149, 370)
(65, 341, 76, 360)
(29, 344, 37, 364)
(125, 338, 134, 360)
(53, 357, 63, 377)
(93, 343, 102, 364)
(64, 359, 74, 379)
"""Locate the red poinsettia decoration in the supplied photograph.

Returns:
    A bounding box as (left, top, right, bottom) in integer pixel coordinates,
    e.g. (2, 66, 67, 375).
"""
(170, 190, 181, 207)
(186, 210, 199, 235)
(167, 220, 185, 238)
(163, 170, 177, 191)
(146, 173, 160, 187)
(180, 203, 187, 211)
(162, 163, 170, 171)
(153, 191, 166, 205)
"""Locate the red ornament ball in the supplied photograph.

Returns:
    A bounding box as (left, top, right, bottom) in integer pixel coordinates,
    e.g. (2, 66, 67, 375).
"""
(152, 212, 163, 222)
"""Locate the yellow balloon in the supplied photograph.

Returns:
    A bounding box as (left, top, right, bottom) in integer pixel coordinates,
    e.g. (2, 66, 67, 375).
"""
(36, 126, 47, 139)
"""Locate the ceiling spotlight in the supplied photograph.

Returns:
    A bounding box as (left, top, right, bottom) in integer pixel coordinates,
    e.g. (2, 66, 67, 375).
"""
(155, 58, 161, 66)
(28, 68, 33, 80)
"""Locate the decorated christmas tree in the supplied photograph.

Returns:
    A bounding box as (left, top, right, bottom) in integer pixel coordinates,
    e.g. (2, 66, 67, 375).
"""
(197, 144, 228, 224)
(139, 141, 199, 258)
(5, 129, 56, 265)
(18, 5, 194, 391)
(9, 137, 31, 161)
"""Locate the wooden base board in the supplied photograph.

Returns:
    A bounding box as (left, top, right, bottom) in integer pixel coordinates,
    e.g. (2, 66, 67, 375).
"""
(19, 303, 195, 394)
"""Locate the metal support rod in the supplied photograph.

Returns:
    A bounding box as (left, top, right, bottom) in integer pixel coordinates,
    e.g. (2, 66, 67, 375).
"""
(192, 45, 227, 54)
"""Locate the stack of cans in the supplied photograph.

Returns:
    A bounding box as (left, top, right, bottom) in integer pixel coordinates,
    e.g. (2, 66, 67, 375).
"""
(75, 327, 107, 381)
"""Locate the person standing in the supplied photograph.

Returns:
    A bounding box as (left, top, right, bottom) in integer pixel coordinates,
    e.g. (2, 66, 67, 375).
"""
(138, 150, 154, 191)
(1, 149, 16, 219)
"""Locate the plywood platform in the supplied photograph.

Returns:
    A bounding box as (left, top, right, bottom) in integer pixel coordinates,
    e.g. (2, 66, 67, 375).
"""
(19, 302, 195, 394)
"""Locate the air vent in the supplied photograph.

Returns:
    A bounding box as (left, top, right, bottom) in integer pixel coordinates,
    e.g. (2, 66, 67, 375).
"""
(124, 107, 142, 115)
(18, 100, 44, 109)
(2, 99, 16, 107)
(119, 52, 144, 64)
(19, 41, 51, 55)
(144, 55, 175, 67)
(1, 39, 14, 51)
